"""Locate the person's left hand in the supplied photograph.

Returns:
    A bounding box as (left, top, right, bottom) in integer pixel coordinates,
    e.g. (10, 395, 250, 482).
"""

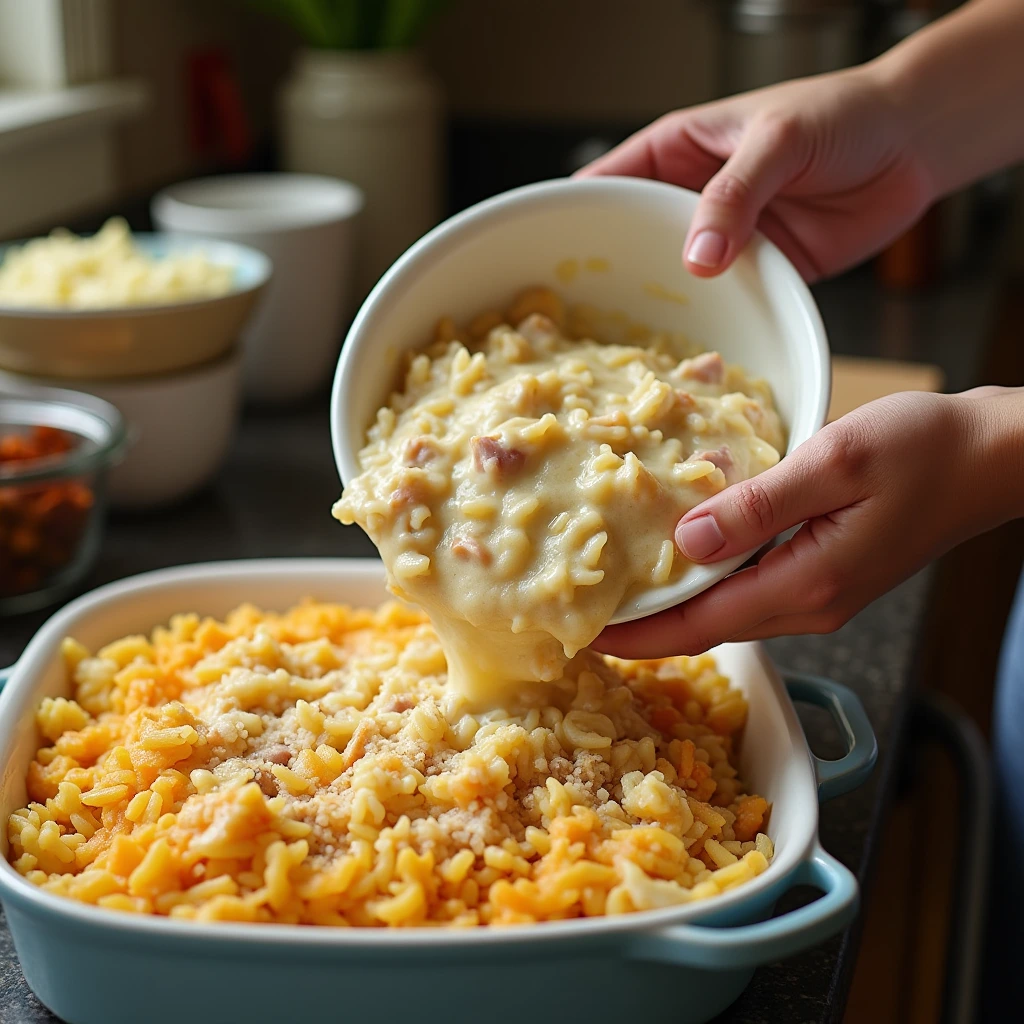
(593, 387, 1024, 659)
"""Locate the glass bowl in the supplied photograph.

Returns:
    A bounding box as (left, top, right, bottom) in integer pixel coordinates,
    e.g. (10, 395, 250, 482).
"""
(0, 387, 127, 615)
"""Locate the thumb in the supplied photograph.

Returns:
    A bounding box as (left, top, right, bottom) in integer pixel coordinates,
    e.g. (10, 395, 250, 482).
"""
(674, 431, 861, 563)
(683, 117, 806, 277)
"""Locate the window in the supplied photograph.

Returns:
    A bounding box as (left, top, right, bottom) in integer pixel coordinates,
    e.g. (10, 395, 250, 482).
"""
(0, 0, 146, 237)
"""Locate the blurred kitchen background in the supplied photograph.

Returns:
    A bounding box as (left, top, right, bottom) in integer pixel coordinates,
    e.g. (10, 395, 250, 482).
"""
(1, 2, 1022, 1022)
(2, 0, 1023, 278)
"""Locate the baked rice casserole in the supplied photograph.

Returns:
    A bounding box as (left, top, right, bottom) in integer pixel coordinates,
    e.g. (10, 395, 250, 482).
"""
(8, 601, 772, 927)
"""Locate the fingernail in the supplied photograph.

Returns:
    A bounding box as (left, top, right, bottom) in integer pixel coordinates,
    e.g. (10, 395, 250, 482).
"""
(676, 514, 726, 560)
(686, 230, 727, 269)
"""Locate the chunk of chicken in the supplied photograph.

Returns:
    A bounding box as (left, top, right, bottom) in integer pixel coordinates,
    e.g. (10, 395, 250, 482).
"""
(680, 352, 724, 385)
(471, 436, 526, 479)
(404, 437, 441, 467)
(694, 446, 736, 483)
(451, 534, 492, 565)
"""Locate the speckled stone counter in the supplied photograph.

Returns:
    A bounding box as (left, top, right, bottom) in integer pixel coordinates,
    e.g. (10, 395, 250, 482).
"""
(0, 260, 999, 1023)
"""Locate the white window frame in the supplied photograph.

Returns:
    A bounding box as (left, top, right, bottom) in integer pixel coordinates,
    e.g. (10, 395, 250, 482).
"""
(0, 0, 147, 237)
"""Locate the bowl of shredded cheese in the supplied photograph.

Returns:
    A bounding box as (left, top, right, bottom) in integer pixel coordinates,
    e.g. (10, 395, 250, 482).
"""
(0, 218, 271, 379)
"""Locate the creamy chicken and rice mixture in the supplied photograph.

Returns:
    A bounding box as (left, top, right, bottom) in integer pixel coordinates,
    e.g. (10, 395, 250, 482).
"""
(335, 288, 785, 702)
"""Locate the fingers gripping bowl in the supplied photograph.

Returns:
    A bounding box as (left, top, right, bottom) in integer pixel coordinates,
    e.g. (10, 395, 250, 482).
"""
(0, 560, 876, 1024)
(331, 177, 831, 644)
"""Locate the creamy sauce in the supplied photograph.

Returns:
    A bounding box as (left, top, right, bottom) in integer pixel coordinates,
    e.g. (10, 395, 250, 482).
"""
(334, 289, 784, 706)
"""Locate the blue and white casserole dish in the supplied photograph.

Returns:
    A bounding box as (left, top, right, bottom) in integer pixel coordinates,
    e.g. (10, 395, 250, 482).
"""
(0, 558, 876, 1024)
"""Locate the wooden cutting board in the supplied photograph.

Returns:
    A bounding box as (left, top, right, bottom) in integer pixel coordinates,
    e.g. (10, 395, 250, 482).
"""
(828, 355, 945, 422)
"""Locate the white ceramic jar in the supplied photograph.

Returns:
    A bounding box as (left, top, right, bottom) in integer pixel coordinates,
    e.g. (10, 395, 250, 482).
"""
(278, 50, 443, 298)
(153, 174, 363, 405)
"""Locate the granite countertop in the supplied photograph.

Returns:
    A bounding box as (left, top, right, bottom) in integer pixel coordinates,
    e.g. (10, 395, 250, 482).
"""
(0, 260, 1002, 1024)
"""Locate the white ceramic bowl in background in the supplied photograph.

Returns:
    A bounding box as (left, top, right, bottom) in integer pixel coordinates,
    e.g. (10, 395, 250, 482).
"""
(0, 236, 270, 380)
(153, 174, 364, 406)
(331, 176, 831, 625)
(0, 349, 242, 510)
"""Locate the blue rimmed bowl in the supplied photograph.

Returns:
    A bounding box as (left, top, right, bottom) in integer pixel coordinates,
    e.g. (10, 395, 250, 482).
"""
(0, 234, 271, 380)
(0, 558, 876, 1024)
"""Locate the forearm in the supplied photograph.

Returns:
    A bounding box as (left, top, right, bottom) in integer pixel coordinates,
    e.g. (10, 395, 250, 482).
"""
(959, 386, 1024, 529)
(871, 0, 1024, 199)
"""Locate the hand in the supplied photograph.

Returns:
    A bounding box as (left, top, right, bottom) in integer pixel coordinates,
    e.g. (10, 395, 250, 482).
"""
(577, 65, 933, 282)
(594, 388, 1024, 659)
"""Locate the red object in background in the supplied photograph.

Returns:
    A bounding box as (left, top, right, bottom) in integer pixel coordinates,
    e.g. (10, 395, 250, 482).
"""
(187, 48, 252, 166)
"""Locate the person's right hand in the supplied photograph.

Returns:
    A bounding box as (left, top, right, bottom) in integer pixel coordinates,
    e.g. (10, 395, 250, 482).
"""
(576, 64, 935, 282)
(593, 387, 1024, 659)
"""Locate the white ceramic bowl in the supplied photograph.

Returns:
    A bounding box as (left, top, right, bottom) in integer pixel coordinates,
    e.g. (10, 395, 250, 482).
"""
(0, 236, 270, 380)
(331, 176, 831, 625)
(153, 174, 364, 405)
(0, 349, 242, 510)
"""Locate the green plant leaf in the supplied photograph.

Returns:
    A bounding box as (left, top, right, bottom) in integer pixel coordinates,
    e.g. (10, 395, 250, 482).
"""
(378, 0, 449, 49)
(227, 0, 449, 49)
(330, 0, 357, 48)
(355, 0, 388, 49)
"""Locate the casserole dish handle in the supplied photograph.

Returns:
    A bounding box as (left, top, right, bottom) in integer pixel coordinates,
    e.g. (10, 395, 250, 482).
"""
(627, 845, 857, 969)
(784, 671, 878, 802)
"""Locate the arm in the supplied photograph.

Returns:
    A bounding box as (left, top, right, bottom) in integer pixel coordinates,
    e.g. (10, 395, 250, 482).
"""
(877, 0, 1024, 200)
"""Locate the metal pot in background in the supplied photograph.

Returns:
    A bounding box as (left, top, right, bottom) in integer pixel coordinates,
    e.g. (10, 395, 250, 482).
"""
(716, 0, 864, 95)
